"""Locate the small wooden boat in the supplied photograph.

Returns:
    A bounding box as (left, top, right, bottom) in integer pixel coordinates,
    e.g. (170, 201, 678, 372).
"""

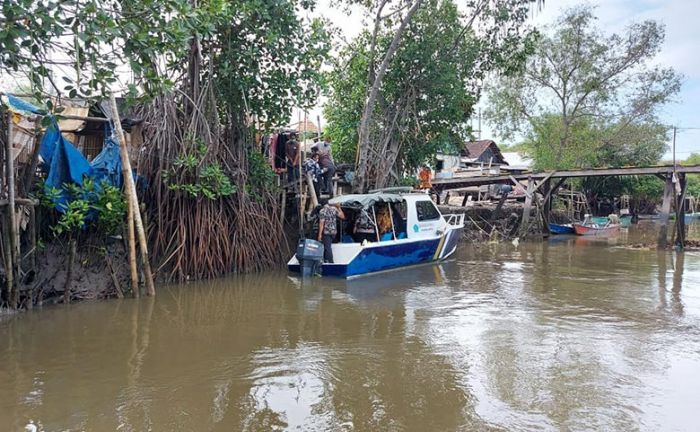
(573, 223, 620, 236)
(549, 223, 575, 234)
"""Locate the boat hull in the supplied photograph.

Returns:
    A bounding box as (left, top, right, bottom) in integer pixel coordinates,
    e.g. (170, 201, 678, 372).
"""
(573, 224, 620, 236)
(288, 227, 463, 278)
(549, 223, 574, 235)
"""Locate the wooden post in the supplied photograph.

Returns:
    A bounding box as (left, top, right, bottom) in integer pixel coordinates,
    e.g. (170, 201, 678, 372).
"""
(658, 175, 674, 249)
(675, 173, 688, 249)
(306, 171, 318, 208)
(489, 192, 508, 232)
(110, 95, 156, 296)
(519, 177, 535, 237)
(371, 206, 380, 242)
(5, 113, 18, 308)
(280, 187, 287, 226)
(541, 179, 552, 235)
(28, 204, 36, 273)
(127, 200, 138, 297)
(1, 209, 12, 305)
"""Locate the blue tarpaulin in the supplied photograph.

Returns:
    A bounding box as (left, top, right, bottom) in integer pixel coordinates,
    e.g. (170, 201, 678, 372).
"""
(2, 94, 123, 209)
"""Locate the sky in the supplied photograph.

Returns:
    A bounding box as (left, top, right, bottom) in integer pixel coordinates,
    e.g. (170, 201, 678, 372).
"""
(311, 0, 700, 160)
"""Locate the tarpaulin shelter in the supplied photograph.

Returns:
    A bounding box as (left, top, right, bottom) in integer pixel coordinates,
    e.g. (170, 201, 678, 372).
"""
(1, 94, 124, 209)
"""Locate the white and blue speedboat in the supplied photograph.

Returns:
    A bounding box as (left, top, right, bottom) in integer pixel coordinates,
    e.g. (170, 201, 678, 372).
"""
(288, 189, 465, 278)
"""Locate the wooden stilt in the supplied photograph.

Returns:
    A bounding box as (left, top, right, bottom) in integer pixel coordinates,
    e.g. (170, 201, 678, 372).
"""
(20, 119, 42, 196)
(110, 95, 156, 297)
(489, 192, 508, 232)
(675, 173, 687, 249)
(541, 179, 552, 235)
(127, 200, 138, 297)
(658, 175, 674, 249)
(1, 209, 12, 305)
(280, 186, 286, 225)
(5, 113, 18, 308)
(519, 178, 535, 237)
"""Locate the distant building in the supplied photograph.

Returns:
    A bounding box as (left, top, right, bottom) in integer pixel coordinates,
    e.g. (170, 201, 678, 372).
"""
(461, 140, 508, 166)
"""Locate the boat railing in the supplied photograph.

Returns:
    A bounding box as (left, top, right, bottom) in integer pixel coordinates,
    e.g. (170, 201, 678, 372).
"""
(444, 213, 465, 227)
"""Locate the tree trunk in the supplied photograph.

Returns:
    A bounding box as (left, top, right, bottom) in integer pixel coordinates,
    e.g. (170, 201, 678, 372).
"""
(354, 0, 423, 193)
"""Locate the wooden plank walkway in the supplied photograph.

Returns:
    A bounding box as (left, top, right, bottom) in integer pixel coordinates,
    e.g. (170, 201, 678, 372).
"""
(432, 164, 700, 249)
(432, 165, 700, 192)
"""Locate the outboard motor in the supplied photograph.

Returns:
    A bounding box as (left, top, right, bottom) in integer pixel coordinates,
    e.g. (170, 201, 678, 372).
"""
(296, 239, 324, 277)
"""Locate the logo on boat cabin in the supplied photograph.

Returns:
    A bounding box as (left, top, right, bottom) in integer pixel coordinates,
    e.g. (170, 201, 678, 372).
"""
(413, 224, 420, 233)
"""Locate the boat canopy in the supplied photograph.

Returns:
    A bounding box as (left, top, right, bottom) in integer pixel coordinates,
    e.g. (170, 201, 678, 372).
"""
(328, 192, 405, 209)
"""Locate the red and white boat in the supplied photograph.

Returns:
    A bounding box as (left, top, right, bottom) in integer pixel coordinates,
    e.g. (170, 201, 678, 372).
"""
(573, 223, 620, 236)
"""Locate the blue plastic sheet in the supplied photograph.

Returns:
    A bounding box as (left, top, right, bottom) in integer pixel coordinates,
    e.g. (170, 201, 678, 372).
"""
(3, 94, 123, 210)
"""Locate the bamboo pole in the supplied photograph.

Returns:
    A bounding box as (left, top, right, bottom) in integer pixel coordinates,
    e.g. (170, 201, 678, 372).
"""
(5, 113, 18, 308)
(127, 186, 138, 296)
(110, 95, 156, 296)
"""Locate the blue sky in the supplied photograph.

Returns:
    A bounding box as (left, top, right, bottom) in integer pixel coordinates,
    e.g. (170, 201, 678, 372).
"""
(317, 0, 700, 160)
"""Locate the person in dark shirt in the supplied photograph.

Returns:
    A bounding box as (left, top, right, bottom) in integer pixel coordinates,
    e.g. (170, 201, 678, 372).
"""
(286, 133, 300, 188)
(318, 203, 345, 263)
(316, 137, 335, 197)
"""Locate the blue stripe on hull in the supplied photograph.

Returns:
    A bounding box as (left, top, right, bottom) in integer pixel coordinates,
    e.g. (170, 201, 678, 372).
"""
(346, 238, 440, 277)
(288, 238, 441, 278)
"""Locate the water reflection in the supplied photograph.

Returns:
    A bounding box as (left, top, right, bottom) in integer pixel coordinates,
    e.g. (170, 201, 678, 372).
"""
(1, 226, 700, 430)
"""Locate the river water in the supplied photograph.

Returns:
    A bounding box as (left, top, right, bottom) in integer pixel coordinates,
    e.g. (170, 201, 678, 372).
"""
(2, 223, 700, 431)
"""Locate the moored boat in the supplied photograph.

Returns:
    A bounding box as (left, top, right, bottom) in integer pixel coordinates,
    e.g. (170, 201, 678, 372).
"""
(573, 223, 620, 236)
(549, 223, 575, 234)
(288, 190, 465, 278)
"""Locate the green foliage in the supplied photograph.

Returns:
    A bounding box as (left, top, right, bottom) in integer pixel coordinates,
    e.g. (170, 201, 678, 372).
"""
(212, 0, 332, 127)
(52, 199, 90, 236)
(325, 0, 535, 180)
(486, 5, 681, 169)
(164, 139, 237, 199)
(35, 178, 127, 237)
(683, 154, 700, 197)
(247, 149, 278, 197)
(0, 0, 198, 101)
(93, 183, 128, 235)
(519, 114, 668, 171)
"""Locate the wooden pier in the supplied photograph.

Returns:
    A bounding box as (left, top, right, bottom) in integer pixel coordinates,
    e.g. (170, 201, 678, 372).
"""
(432, 164, 700, 249)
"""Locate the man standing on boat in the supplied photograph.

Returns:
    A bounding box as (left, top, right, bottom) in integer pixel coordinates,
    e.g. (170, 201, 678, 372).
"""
(318, 203, 345, 263)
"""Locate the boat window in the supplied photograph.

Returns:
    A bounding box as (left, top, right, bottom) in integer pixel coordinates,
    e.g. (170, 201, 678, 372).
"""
(416, 200, 440, 221)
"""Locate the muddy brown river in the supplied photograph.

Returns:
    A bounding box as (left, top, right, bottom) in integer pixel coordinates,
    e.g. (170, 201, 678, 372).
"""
(2, 223, 700, 431)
